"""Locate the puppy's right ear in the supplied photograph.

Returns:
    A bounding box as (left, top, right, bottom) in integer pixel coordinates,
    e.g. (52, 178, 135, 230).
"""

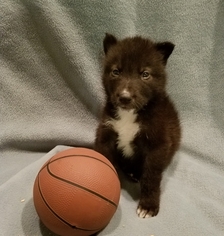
(103, 33, 117, 54)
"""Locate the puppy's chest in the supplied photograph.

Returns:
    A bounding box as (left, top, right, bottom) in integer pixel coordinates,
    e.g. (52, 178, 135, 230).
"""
(105, 108, 140, 157)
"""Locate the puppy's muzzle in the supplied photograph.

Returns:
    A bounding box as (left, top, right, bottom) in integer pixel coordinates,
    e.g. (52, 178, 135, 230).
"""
(118, 90, 132, 105)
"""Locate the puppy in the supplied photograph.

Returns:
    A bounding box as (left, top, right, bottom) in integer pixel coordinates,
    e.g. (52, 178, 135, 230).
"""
(94, 34, 181, 218)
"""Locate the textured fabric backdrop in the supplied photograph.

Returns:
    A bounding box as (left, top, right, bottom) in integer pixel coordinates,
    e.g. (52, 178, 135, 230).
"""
(1, 0, 224, 235)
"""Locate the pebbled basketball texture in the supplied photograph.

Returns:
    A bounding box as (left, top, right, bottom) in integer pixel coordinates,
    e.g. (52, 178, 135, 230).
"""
(33, 148, 120, 236)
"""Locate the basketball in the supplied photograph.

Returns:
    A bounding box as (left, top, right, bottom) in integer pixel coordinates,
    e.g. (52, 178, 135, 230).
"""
(33, 148, 120, 236)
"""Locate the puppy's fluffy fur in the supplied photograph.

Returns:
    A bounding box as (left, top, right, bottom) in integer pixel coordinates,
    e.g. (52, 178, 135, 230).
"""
(94, 34, 181, 218)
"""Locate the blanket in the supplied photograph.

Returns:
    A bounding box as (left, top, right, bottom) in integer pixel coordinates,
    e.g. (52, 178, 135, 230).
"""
(1, 0, 224, 235)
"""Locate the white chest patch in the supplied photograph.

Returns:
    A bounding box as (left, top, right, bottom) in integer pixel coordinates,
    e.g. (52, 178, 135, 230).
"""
(105, 108, 140, 157)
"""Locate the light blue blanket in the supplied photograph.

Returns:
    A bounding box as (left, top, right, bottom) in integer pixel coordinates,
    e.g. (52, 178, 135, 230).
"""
(1, 0, 224, 235)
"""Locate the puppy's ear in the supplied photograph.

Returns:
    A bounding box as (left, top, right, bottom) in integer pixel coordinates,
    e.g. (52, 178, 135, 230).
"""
(103, 33, 117, 54)
(156, 42, 175, 65)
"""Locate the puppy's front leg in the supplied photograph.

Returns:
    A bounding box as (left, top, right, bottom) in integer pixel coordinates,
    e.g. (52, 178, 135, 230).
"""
(137, 147, 170, 218)
(94, 125, 118, 165)
(137, 166, 162, 218)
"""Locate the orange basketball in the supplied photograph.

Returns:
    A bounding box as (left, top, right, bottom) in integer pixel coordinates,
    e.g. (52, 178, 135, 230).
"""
(33, 148, 120, 236)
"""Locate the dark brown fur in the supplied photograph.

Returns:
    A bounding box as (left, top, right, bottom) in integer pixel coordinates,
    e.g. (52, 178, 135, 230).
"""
(94, 34, 181, 217)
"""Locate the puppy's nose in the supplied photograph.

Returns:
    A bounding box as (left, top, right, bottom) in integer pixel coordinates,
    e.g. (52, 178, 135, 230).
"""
(119, 90, 132, 104)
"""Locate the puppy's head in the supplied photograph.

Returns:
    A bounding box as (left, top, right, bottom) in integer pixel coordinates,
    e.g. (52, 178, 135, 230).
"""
(102, 33, 174, 111)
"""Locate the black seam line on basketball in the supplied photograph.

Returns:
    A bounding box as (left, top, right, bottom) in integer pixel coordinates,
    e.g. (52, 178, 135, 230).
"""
(38, 158, 52, 173)
(46, 163, 118, 208)
(37, 174, 102, 232)
(48, 154, 118, 177)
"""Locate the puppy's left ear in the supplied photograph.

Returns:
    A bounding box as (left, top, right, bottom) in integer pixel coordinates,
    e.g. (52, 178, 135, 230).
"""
(156, 42, 175, 65)
(103, 33, 117, 54)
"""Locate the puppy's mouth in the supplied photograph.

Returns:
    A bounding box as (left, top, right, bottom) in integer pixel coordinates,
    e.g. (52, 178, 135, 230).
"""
(114, 97, 143, 111)
(118, 102, 134, 110)
(111, 90, 147, 111)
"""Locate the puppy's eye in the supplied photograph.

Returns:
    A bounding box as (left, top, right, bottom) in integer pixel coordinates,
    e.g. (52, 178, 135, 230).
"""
(141, 71, 151, 80)
(111, 69, 120, 76)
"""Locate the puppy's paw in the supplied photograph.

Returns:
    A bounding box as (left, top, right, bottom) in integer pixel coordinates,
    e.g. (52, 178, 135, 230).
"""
(137, 201, 159, 218)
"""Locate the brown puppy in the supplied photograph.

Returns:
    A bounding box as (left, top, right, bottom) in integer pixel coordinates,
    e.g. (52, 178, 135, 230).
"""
(94, 34, 181, 218)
